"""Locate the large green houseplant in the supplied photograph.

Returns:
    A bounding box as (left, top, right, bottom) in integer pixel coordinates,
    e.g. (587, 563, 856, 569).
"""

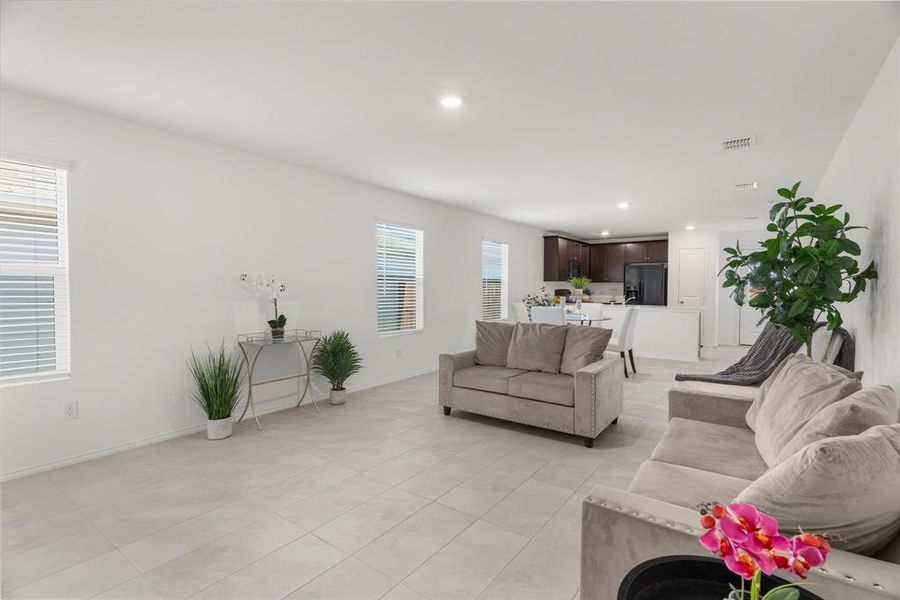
(188, 343, 245, 440)
(311, 330, 362, 405)
(721, 182, 877, 356)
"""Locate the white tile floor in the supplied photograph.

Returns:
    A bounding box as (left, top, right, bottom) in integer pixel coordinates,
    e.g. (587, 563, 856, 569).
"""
(0, 347, 747, 600)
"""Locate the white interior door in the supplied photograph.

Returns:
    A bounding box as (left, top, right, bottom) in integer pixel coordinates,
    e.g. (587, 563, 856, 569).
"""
(739, 305, 765, 345)
(738, 245, 765, 345)
(676, 248, 705, 308)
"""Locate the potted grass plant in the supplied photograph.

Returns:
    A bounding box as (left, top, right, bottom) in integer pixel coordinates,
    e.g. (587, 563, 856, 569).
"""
(310, 330, 362, 405)
(569, 275, 591, 298)
(188, 343, 245, 440)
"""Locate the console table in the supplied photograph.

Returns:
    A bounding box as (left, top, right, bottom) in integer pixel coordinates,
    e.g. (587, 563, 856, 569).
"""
(236, 329, 321, 430)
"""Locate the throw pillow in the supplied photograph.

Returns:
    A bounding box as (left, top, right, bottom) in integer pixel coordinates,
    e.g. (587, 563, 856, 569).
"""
(506, 322, 567, 374)
(745, 354, 862, 466)
(560, 326, 612, 374)
(735, 424, 900, 556)
(474, 321, 515, 367)
(776, 385, 899, 463)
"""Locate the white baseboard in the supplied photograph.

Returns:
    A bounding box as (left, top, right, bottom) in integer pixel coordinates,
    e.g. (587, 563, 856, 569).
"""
(1, 369, 437, 481)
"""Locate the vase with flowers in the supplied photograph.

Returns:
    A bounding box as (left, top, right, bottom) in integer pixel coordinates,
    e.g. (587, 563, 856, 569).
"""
(240, 273, 288, 339)
(698, 502, 830, 600)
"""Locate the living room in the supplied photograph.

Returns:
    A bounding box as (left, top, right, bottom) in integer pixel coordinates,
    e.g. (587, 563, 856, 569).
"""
(1, 2, 898, 599)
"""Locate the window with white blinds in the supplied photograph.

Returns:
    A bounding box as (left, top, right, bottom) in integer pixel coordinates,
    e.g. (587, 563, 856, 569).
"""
(0, 158, 70, 380)
(481, 240, 508, 321)
(376, 222, 423, 335)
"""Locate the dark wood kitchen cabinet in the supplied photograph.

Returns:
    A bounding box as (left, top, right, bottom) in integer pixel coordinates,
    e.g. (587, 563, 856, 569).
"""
(589, 242, 626, 282)
(544, 236, 590, 281)
(625, 240, 668, 264)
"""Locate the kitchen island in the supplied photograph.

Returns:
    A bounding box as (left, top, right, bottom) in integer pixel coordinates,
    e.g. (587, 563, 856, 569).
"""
(587, 303, 702, 362)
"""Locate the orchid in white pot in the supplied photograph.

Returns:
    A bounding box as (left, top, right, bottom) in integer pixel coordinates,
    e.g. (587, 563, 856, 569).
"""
(240, 273, 288, 338)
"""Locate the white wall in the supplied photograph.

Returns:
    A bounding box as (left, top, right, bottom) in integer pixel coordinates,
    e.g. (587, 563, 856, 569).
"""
(717, 229, 767, 346)
(667, 229, 719, 348)
(0, 90, 544, 478)
(814, 40, 899, 389)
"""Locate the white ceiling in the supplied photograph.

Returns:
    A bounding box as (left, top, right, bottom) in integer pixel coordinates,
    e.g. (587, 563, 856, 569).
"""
(2, 1, 898, 238)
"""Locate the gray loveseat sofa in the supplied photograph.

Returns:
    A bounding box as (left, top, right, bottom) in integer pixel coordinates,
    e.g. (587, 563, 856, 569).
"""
(582, 354, 900, 600)
(439, 321, 624, 447)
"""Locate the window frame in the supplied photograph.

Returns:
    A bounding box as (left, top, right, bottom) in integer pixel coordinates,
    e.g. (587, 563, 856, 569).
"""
(0, 154, 72, 385)
(375, 219, 424, 337)
(480, 238, 509, 321)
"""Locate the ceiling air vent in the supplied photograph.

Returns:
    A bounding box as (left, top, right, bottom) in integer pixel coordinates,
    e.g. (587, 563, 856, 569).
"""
(734, 182, 758, 191)
(722, 136, 756, 151)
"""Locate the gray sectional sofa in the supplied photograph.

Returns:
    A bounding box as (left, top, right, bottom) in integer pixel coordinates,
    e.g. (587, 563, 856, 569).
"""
(439, 321, 624, 446)
(581, 354, 900, 600)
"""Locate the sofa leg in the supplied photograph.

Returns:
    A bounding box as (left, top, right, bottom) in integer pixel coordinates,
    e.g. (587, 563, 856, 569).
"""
(443, 406, 451, 416)
(583, 437, 594, 448)
(628, 349, 637, 373)
(621, 351, 629, 378)
(612, 417, 618, 425)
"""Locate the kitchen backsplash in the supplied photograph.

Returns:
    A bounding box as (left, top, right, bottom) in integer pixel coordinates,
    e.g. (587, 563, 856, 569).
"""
(543, 281, 624, 297)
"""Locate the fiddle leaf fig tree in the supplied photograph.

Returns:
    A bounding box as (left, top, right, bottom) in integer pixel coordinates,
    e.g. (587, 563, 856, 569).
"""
(721, 182, 877, 357)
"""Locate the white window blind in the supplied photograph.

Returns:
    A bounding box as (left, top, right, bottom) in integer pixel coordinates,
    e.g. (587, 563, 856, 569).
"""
(376, 222, 423, 335)
(481, 240, 508, 321)
(0, 158, 70, 380)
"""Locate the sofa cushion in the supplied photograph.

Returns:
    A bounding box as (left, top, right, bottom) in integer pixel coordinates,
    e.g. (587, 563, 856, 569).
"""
(746, 354, 862, 466)
(627, 461, 753, 510)
(474, 321, 515, 367)
(736, 424, 900, 555)
(508, 371, 575, 407)
(506, 323, 567, 374)
(560, 326, 612, 375)
(453, 365, 525, 395)
(776, 385, 899, 463)
(650, 418, 769, 481)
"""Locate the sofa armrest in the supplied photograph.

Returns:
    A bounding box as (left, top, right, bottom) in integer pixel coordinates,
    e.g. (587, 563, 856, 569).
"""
(581, 485, 900, 600)
(439, 350, 476, 407)
(574, 357, 624, 439)
(668, 381, 754, 429)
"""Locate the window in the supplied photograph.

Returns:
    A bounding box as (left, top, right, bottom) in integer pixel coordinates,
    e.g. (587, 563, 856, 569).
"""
(376, 222, 423, 335)
(0, 158, 70, 380)
(481, 240, 508, 320)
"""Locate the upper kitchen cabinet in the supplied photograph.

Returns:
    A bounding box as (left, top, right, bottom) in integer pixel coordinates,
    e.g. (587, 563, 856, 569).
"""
(625, 240, 668, 264)
(590, 243, 626, 282)
(544, 236, 590, 281)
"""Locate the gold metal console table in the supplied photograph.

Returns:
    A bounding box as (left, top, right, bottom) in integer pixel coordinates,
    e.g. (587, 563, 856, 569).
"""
(236, 329, 321, 430)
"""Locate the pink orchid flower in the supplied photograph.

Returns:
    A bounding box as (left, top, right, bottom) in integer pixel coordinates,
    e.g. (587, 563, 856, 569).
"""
(789, 532, 831, 578)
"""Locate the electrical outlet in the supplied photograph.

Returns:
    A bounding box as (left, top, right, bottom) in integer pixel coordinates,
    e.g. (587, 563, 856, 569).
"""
(63, 400, 78, 420)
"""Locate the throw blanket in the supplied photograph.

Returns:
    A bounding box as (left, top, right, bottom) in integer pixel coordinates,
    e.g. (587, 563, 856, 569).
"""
(675, 322, 855, 386)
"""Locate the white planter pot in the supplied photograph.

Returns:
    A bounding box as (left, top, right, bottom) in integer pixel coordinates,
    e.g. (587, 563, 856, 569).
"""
(573, 288, 584, 298)
(329, 389, 348, 405)
(207, 418, 233, 440)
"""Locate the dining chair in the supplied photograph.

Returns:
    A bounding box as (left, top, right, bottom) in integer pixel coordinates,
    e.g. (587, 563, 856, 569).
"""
(607, 307, 639, 378)
(512, 302, 530, 323)
(530, 306, 565, 325)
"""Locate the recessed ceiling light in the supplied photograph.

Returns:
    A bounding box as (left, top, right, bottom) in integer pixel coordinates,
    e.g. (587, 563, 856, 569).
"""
(617, 201, 629, 209)
(439, 95, 463, 109)
(600, 230, 610, 236)
(685, 224, 695, 230)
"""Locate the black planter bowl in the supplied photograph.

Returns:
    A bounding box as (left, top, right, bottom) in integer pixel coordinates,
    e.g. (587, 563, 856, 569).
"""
(618, 556, 823, 600)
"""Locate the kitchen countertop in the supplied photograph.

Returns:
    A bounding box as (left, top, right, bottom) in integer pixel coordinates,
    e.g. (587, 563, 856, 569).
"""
(594, 303, 703, 314)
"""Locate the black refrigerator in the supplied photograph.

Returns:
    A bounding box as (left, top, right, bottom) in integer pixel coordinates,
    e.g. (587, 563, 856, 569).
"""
(624, 263, 667, 305)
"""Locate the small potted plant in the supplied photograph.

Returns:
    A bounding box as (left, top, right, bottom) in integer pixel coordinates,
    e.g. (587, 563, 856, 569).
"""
(188, 343, 245, 440)
(310, 330, 362, 405)
(569, 276, 591, 298)
(240, 274, 288, 339)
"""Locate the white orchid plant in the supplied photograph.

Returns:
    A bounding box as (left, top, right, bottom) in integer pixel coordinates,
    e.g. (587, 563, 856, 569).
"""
(240, 274, 288, 335)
